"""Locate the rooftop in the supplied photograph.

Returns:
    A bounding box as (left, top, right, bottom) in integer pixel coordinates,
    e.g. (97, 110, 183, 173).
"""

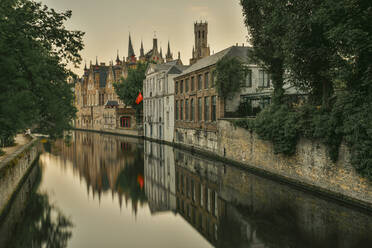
(176, 46, 253, 78)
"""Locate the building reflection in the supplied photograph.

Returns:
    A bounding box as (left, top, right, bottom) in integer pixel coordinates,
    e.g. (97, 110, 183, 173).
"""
(40, 132, 372, 247)
(144, 140, 372, 248)
(144, 141, 176, 214)
(50, 131, 146, 214)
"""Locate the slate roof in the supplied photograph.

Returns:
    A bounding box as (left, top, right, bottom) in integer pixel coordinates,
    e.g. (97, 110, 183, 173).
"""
(176, 46, 253, 78)
(105, 100, 119, 107)
(148, 61, 188, 75)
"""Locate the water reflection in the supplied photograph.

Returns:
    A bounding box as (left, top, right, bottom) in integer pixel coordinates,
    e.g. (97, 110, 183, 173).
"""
(52, 132, 147, 213)
(3, 131, 372, 248)
(144, 140, 372, 248)
(0, 164, 74, 248)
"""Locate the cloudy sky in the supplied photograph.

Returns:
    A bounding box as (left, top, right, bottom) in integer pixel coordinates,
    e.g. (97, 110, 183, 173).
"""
(40, 0, 248, 75)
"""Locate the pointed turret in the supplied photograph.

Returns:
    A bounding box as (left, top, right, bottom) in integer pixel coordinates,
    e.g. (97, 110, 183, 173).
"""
(95, 56, 98, 66)
(140, 40, 144, 57)
(166, 41, 173, 62)
(127, 33, 136, 63)
(116, 50, 121, 65)
(178, 51, 181, 60)
(84, 60, 87, 71)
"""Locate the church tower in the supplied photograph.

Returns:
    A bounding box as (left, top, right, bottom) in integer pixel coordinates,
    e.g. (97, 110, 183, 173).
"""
(190, 21, 210, 65)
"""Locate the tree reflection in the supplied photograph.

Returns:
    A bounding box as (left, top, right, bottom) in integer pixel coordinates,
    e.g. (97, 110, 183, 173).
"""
(115, 151, 147, 214)
(7, 173, 73, 248)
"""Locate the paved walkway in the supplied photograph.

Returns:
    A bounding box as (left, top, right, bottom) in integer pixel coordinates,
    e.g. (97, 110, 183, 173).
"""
(0, 134, 32, 163)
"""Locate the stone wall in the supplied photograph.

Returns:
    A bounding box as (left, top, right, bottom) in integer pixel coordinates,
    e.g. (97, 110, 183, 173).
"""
(174, 127, 218, 153)
(0, 164, 40, 247)
(217, 119, 372, 208)
(173, 119, 372, 208)
(0, 137, 39, 217)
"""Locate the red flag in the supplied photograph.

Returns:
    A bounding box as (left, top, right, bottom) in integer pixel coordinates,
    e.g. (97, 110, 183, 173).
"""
(137, 174, 144, 189)
(135, 92, 143, 104)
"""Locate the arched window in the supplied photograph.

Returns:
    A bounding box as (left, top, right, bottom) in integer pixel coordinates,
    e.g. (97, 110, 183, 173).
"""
(120, 116, 131, 128)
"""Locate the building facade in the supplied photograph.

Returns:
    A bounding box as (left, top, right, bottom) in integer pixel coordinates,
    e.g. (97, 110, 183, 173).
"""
(74, 35, 177, 134)
(143, 60, 187, 142)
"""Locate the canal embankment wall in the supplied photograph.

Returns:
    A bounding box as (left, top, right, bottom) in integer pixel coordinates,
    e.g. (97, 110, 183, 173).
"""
(0, 136, 40, 218)
(73, 127, 143, 139)
(74, 121, 372, 210)
(174, 120, 372, 210)
(0, 164, 40, 247)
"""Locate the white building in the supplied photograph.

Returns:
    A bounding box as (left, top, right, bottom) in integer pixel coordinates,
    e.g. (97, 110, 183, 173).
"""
(143, 61, 188, 142)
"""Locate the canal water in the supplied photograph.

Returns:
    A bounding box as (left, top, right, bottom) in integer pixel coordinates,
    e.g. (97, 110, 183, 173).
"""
(1, 131, 372, 248)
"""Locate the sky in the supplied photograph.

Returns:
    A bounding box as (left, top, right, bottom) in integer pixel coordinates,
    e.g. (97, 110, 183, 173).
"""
(40, 0, 248, 75)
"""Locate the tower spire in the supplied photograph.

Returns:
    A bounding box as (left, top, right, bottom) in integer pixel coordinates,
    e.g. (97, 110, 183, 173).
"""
(95, 56, 98, 66)
(166, 41, 173, 62)
(127, 33, 135, 59)
(116, 49, 121, 65)
(140, 40, 144, 57)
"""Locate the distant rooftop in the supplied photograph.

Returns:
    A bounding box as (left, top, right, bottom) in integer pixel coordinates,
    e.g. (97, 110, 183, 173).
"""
(176, 46, 253, 78)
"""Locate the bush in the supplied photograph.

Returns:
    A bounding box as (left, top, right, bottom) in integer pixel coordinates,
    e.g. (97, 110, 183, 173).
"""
(235, 90, 372, 180)
(255, 104, 300, 155)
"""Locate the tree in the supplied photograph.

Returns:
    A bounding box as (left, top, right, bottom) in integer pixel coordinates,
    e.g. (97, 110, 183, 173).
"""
(114, 63, 147, 120)
(240, 0, 287, 104)
(215, 57, 246, 99)
(240, 0, 372, 179)
(0, 0, 84, 149)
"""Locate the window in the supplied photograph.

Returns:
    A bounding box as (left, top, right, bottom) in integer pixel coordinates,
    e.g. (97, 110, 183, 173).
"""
(180, 80, 183, 93)
(120, 116, 131, 128)
(245, 69, 252, 87)
(198, 74, 202, 90)
(175, 100, 179, 120)
(192, 180, 195, 202)
(185, 99, 189, 120)
(214, 191, 218, 217)
(186, 177, 189, 197)
(198, 98, 202, 121)
(191, 98, 195, 121)
(211, 96, 216, 121)
(204, 72, 209, 89)
(185, 78, 189, 92)
(212, 70, 217, 87)
(175, 81, 178, 94)
(180, 100, 183, 120)
(191, 77, 195, 91)
(204, 97, 209, 121)
(259, 70, 270, 88)
(200, 184, 204, 207)
(205, 187, 209, 212)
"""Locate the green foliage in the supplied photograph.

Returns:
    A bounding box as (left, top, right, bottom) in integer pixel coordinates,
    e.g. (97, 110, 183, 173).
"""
(240, 0, 286, 104)
(114, 62, 147, 118)
(240, 0, 372, 179)
(0, 0, 84, 143)
(255, 104, 300, 155)
(215, 57, 246, 99)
